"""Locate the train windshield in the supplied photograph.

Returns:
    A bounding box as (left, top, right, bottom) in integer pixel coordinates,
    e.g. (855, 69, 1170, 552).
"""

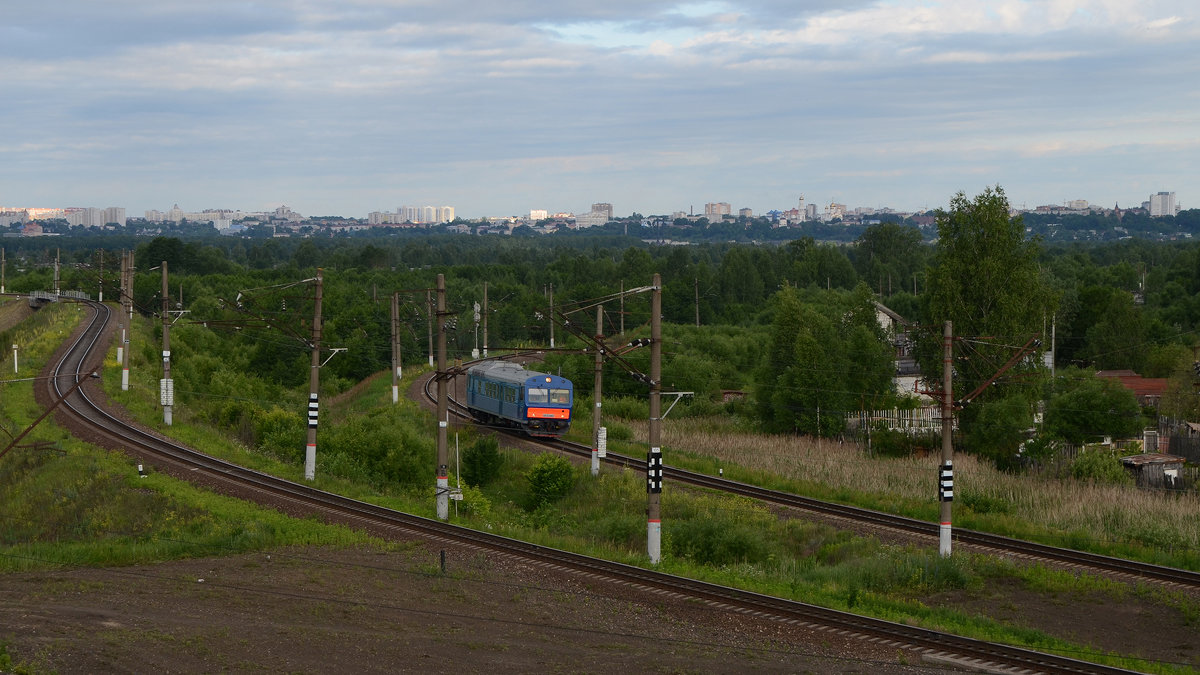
(527, 388, 548, 403)
(549, 389, 570, 404)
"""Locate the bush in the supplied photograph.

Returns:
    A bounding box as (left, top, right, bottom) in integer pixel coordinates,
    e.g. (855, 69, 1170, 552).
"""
(604, 421, 634, 442)
(668, 516, 770, 566)
(462, 436, 503, 487)
(602, 396, 648, 419)
(525, 454, 576, 507)
(457, 484, 492, 519)
(1071, 447, 1132, 485)
(867, 426, 934, 458)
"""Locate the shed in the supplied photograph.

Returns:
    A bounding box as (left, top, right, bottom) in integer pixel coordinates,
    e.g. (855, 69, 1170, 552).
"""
(1119, 453, 1185, 490)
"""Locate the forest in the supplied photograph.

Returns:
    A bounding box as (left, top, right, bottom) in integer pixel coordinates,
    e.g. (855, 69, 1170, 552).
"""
(7, 189, 1200, 471)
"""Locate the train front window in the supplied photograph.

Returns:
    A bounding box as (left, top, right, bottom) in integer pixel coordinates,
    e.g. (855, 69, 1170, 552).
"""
(527, 388, 548, 403)
(549, 389, 570, 404)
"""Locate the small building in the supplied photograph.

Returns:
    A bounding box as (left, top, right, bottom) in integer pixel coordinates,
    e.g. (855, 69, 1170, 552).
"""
(1095, 370, 1168, 409)
(1119, 453, 1185, 489)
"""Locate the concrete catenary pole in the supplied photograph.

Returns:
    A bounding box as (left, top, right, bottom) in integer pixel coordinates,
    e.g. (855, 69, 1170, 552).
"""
(54, 249, 60, 296)
(592, 304, 604, 477)
(549, 283, 555, 349)
(647, 273, 663, 564)
(116, 251, 126, 367)
(435, 274, 449, 520)
(482, 281, 488, 358)
(939, 320, 955, 557)
(391, 291, 401, 404)
(160, 261, 172, 426)
(694, 277, 700, 327)
(1, 247, 6, 293)
(97, 250, 104, 303)
(304, 269, 323, 481)
(426, 289, 435, 367)
(122, 251, 133, 391)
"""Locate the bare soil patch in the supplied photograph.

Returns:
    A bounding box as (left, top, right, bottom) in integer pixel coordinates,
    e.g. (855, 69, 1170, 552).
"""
(2, 542, 944, 674)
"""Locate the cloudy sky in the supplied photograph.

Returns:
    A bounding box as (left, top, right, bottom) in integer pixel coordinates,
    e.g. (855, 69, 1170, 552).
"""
(2, 0, 1197, 218)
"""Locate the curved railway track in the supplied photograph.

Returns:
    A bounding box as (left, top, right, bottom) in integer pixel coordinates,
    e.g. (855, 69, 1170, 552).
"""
(431, 359, 1200, 592)
(47, 302, 1151, 675)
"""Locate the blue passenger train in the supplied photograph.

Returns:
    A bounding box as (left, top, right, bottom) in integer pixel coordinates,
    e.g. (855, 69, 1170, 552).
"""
(465, 361, 573, 437)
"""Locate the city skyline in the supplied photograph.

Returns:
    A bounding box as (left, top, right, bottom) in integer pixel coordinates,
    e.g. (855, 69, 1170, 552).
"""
(2, 2, 1197, 218)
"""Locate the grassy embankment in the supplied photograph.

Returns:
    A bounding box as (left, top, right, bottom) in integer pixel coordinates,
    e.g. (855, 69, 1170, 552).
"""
(0, 302, 399, 576)
(70, 306, 1200, 674)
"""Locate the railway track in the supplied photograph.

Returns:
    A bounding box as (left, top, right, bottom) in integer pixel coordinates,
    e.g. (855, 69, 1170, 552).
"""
(431, 359, 1200, 591)
(47, 301, 1151, 674)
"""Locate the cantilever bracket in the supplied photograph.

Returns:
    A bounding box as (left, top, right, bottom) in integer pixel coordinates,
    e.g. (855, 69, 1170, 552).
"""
(321, 347, 347, 367)
(661, 391, 694, 419)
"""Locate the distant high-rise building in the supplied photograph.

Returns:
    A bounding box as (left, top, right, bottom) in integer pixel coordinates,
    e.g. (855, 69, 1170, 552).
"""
(1149, 192, 1177, 217)
(591, 203, 613, 220)
(102, 207, 126, 226)
(738, 208, 753, 219)
(529, 209, 548, 221)
(704, 202, 731, 218)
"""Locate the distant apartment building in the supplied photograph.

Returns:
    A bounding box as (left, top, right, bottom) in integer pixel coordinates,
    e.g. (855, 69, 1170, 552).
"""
(704, 202, 731, 219)
(529, 209, 548, 221)
(738, 208, 753, 219)
(1148, 192, 1178, 217)
(145, 204, 243, 228)
(64, 207, 126, 227)
(591, 203, 613, 220)
(573, 203, 615, 228)
(377, 205, 455, 224)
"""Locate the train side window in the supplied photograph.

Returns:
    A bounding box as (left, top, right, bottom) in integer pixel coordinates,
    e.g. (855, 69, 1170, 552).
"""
(527, 388, 548, 403)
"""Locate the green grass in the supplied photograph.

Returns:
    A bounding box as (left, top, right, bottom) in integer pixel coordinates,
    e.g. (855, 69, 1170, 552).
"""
(5, 304, 1197, 674)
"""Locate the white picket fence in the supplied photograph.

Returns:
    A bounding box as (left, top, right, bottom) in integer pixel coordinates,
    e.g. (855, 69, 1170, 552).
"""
(845, 406, 951, 435)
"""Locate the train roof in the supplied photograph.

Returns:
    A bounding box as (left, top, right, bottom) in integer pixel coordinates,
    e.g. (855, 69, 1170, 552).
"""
(467, 360, 572, 388)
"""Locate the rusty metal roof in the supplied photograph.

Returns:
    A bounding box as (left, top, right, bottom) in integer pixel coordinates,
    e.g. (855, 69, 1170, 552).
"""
(1119, 453, 1185, 467)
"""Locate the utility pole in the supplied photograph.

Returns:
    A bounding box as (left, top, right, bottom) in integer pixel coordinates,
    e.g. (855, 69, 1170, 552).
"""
(1, 247, 5, 293)
(435, 274, 449, 520)
(1050, 314, 1056, 379)
(549, 283, 555, 348)
(694, 277, 700, 327)
(97, 250, 104, 303)
(619, 280, 625, 336)
(482, 281, 488, 357)
(647, 273, 663, 564)
(160, 262, 172, 426)
(426, 289, 434, 367)
(54, 249, 60, 297)
(305, 269, 324, 481)
(116, 251, 126, 368)
(592, 304, 604, 477)
(391, 291, 401, 404)
(938, 320, 955, 557)
(122, 251, 133, 391)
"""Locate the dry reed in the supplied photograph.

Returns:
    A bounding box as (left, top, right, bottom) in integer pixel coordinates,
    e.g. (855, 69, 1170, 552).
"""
(622, 417, 1200, 551)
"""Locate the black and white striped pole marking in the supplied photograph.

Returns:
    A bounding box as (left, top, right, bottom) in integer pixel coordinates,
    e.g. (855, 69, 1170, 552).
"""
(938, 460, 953, 556)
(305, 393, 318, 480)
(647, 446, 663, 562)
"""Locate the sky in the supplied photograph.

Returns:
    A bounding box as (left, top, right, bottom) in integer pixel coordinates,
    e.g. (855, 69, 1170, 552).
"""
(1, 0, 1197, 219)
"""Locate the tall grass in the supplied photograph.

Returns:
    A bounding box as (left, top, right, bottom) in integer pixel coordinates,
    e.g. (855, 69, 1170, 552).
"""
(613, 416, 1200, 568)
